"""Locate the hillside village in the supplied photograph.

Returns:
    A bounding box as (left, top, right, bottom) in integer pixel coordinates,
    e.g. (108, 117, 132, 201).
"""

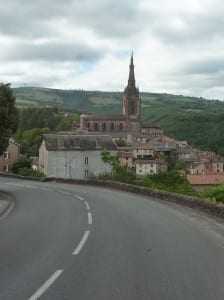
(35, 55, 224, 191)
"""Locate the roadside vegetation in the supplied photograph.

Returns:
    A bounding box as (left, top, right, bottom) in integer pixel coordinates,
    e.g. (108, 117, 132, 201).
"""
(200, 185, 224, 204)
(12, 156, 45, 178)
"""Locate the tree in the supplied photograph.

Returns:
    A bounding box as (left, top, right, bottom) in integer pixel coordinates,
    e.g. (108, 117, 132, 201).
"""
(0, 83, 18, 155)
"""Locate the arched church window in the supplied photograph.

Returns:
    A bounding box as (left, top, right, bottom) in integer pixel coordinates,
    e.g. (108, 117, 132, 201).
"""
(94, 123, 98, 132)
(110, 123, 114, 131)
(102, 122, 106, 132)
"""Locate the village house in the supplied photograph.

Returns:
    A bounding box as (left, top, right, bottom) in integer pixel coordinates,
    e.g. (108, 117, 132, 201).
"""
(117, 147, 133, 169)
(39, 134, 117, 179)
(135, 159, 167, 176)
(187, 174, 224, 191)
(132, 143, 155, 160)
(0, 138, 20, 173)
(186, 151, 224, 175)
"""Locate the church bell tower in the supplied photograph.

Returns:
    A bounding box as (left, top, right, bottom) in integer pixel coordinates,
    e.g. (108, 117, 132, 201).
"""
(122, 52, 141, 132)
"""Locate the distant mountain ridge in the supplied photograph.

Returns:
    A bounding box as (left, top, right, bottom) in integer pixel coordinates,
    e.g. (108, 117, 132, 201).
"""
(13, 87, 224, 156)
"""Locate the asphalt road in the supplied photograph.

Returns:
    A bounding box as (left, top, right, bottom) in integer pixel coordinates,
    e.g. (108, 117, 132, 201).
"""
(0, 177, 224, 300)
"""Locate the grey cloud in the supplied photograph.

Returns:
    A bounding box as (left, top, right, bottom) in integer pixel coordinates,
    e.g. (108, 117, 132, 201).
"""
(181, 58, 224, 75)
(0, 0, 148, 40)
(149, 7, 224, 45)
(2, 41, 104, 62)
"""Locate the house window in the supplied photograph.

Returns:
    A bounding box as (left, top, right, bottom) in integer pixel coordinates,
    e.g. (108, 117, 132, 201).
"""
(58, 138, 64, 148)
(3, 152, 9, 159)
(3, 165, 9, 172)
(119, 123, 123, 132)
(85, 170, 89, 179)
(85, 157, 88, 165)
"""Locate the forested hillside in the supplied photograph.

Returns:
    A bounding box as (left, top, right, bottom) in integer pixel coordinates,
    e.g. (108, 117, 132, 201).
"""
(13, 87, 224, 156)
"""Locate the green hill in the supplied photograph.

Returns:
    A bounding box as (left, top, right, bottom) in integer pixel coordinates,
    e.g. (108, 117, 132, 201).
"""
(13, 87, 224, 155)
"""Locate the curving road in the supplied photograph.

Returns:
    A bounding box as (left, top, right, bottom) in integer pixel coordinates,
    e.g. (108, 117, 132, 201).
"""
(0, 177, 224, 300)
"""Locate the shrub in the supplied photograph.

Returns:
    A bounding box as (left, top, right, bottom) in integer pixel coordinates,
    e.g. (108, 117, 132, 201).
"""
(12, 156, 32, 174)
(201, 185, 224, 204)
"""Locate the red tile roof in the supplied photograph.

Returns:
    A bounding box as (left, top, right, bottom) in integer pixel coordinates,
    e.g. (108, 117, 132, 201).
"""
(187, 174, 224, 185)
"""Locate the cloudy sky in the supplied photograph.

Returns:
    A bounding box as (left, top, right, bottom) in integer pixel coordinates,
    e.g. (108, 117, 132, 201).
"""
(1, 0, 224, 100)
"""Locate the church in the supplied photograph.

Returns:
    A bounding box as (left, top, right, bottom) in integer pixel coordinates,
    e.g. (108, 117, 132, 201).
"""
(73, 53, 163, 137)
(78, 53, 141, 133)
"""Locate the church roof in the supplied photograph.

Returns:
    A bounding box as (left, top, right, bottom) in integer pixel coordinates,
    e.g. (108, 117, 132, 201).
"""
(43, 134, 117, 151)
(81, 114, 125, 121)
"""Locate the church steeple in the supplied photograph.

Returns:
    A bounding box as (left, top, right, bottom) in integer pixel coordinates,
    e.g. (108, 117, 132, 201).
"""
(128, 51, 136, 87)
(122, 52, 141, 132)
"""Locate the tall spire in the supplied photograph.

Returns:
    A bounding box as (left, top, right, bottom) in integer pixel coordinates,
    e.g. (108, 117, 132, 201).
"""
(128, 51, 135, 87)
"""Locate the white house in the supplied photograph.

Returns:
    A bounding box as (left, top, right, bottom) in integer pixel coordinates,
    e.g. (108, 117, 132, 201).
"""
(39, 134, 117, 179)
(135, 160, 167, 176)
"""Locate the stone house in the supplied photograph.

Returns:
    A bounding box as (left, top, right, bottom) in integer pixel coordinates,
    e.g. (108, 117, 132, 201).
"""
(188, 162, 205, 174)
(178, 146, 198, 162)
(0, 138, 20, 173)
(39, 134, 117, 179)
(132, 143, 155, 159)
(135, 159, 168, 176)
(117, 148, 134, 169)
(187, 174, 224, 191)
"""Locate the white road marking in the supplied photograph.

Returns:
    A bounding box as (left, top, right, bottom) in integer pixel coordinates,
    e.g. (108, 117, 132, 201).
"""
(72, 230, 90, 255)
(88, 212, 93, 225)
(4, 182, 21, 186)
(0, 201, 15, 220)
(84, 201, 90, 211)
(3, 183, 36, 189)
(74, 194, 84, 201)
(29, 270, 63, 300)
(58, 190, 71, 196)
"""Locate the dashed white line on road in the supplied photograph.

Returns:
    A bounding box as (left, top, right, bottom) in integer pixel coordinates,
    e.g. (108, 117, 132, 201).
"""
(72, 230, 90, 255)
(88, 212, 93, 225)
(0, 201, 15, 220)
(29, 269, 63, 300)
(84, 201, 90, 211)
(58, 190, 71, 195)
(74, 194, 84, 201)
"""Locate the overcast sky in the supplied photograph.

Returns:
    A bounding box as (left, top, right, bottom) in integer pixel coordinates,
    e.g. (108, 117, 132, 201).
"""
(1, 0, 224, 100)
